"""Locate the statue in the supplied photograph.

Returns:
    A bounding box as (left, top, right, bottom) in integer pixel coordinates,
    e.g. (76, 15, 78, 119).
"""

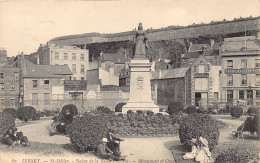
(133, 23, 148, 58)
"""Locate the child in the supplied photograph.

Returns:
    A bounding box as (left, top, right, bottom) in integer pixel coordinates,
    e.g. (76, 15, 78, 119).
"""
(183, 138, 199, 160)
(1, 127, 18, 148)
(195, 137, 213, 163)
(16, 131, 29, 147)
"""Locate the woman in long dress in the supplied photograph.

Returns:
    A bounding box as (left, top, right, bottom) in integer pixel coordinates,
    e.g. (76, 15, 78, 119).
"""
(183, 138, 199, 159)
(195, 137, 213, 163)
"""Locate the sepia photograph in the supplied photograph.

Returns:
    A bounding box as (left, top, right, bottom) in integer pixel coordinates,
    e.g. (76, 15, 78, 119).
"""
(0, 0, 260, 162)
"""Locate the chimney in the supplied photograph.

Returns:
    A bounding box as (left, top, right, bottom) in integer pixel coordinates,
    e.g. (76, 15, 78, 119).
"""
(201, 46, 206, 55)
(158, 70, 162, 78)
(99, 51, 103, 62)
(83, 44, 87, 49)
(36, 56, 40, 64)
(210, 40, 215, 49)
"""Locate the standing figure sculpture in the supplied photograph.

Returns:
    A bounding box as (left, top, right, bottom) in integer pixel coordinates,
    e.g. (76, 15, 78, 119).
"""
(134, 23, 148, 58)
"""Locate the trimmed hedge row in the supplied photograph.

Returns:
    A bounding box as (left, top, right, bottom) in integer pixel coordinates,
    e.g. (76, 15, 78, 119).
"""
(17, 106, 39, 122)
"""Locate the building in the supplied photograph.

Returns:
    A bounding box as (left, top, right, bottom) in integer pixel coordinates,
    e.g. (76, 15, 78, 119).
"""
(37, 43, 89, 80)
(220, 36, 260, 108)
(0, 48, 7, 63)
(151, 67, 191, 107)
(190, 55, 221, 108)
(87, 67, 119, 86)
(0, 67, 20, 110)
(19, 56, 73, 111)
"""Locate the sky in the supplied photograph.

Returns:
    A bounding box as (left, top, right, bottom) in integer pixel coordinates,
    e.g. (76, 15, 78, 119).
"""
(0, 0, 259, 57)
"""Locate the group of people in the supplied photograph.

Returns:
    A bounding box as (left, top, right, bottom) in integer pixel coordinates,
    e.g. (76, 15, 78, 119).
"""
(183, 137, 213, 163)
(1, 127, 29, 148)
(97, 129, 126, 161)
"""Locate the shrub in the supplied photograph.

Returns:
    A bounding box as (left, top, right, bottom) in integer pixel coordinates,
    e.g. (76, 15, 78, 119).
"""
(17, 106, 38, 122)
(208, 106, 218, 114)
(62, 104, 78, 116)
(215, 146, 258, 163)
(197, 107, 206, 114)
(96, 106, 113, 114)
(185, 105, 197, 114)
(167, 101, 183, 115)
(136, 110, 144, 115)
(115, 102, 126, 112)
(2, 108, 17, 119)
(230, 106, 243, 118)
(247, 107, 259, 115)
(172, 112, 188, 125)
(179, 113, 220, 150)
(146, 110, 154, 116)
(127, 110, 134, 116)
(0, 112, 15, 139)
(66, 113, 110, 152)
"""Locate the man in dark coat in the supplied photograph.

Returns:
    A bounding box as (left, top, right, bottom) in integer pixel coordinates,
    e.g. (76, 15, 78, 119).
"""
(106, 129, 124, 157)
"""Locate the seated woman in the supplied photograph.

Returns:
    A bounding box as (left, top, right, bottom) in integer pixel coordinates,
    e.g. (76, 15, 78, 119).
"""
(195, 137, 213, 163)
(183, 138, 198, 160)
(49, 108, 73, 136)
(16, 131, 29, 147)
(1, 127, 18, 148)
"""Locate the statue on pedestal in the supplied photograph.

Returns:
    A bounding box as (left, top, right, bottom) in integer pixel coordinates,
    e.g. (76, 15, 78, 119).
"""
(133, 23, 148, 58)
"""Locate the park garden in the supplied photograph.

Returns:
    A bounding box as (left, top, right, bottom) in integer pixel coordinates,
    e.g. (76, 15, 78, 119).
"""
(0, 102, 259, 162)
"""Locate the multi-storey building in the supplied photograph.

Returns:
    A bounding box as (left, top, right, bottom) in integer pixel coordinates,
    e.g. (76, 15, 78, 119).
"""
(0, 67, 20, 110)
(220, 36, 260, 108)
(37, 43, 89, 80)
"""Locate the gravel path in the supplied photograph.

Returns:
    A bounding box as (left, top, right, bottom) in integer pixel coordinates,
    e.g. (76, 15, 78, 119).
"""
(0, 119, 176, 163)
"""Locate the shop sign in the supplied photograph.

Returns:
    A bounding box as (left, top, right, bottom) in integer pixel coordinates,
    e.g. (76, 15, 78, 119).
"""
(64, 80, 87, 90)
(225, 68, 260, 74)
(194, 73, 209, 78)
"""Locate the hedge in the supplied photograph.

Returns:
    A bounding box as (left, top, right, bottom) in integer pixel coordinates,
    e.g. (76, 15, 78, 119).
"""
(0, 112, 15, 139)
(215, 146, 258, 163)
(61, 104, 78, 116)
(230, 106, 243, 118)
(96, 106, 113, 114)
(185, 105, 197, 114)
(66, 113, 110, 152)
(167, 101, 183, 115)
(179, 113, 220, 150)
(115, 102, 126, 112)
(17, 106, 38, 122)
(2, 108, 17, 119)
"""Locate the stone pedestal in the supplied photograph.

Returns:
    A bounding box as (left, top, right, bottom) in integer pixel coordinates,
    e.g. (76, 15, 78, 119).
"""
(122, 58, 159, 114)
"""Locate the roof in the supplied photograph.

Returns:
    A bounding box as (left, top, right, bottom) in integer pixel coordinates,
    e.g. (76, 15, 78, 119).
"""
(151, 67, 189, 80)
(189, 44, 210, 52)
(22, 58, 72, 78)
(182, 51, 201, 59)
(221, 36, 260, 52)
(38, 65, 72, 75)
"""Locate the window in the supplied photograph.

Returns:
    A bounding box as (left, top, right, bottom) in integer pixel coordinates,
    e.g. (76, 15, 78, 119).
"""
(241, 74, 247, 85)
(256, 74, 260, 86)
(32, 93, 38, 105)
(1, 98, 5, 106)
(81, 65, 85, 73)
(256, 59, 260, 68)
(241, 59, 247, 69)
(44, 93, 50, 105)
(81, 77, 85, 80)
(227, 60, 233, 68)
(256, 90, 260, 99)
(11, 98, 15, 106)
(214, 92, 218, 100)
(0, 73, 4, 79)
(205, 65, 210, 72)
(55, 52, 59, 59)
(14, 73, 19, 80)
(227, 90, 233, 99)
(44, 80, 49, 89)
(72, 53, 76, 60)
(0, 84, 4, 90)
(72, 64, 76, 73)
(10, 85, 15, 90)
(32, 80, 38, 88)
(63, 53, 68, 60)
(227, 75, 233, 85)
(239, 90, 244, 100)
(80, 54, 84, 60)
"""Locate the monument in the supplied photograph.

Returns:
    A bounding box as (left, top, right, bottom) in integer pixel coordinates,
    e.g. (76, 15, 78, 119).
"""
(122, 23, 159, 114)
